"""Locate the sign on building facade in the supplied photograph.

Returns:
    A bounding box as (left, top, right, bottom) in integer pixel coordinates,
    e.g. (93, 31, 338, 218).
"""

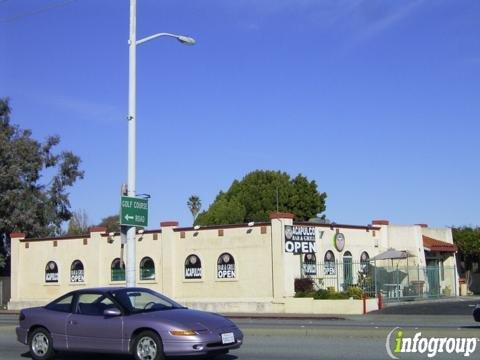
(284, 225, 317, 254)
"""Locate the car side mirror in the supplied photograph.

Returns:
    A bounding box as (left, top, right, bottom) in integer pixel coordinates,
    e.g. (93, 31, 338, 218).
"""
(104, 308, 121, 317)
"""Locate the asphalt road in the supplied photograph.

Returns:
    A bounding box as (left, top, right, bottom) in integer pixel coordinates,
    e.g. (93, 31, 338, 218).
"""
(0, 299, 479, 360)
(372, 297, 480, 315)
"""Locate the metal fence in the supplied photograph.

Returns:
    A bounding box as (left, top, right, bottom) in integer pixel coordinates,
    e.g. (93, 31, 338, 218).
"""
(300, 260, 457, 302)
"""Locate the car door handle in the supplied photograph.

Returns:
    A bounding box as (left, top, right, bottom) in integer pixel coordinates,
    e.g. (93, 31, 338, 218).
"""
(69, 320, 77, 325)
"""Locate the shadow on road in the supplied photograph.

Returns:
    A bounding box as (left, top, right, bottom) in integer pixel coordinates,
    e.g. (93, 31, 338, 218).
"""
(21, 351, 238, 360)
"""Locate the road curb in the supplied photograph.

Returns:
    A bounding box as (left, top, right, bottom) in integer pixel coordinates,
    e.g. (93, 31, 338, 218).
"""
(0, 310, 18, 315)
(222, 313, 346, 321)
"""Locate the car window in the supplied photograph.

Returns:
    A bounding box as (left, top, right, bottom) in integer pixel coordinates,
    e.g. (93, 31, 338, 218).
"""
(110, 289, 184, 313)
(45, 294, 74, 313)
(128, 291, 172, 310)
(76, 293, 115, 316)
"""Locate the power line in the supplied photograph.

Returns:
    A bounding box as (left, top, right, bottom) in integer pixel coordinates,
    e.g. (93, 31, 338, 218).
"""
(1, 0, 77, 24)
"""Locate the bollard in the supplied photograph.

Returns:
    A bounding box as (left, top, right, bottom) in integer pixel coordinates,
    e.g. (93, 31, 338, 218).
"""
(377, 291, 383, 310)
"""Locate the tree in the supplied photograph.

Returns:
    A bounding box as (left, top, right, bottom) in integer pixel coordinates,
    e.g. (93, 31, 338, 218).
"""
(195, 170, 327, 225)
(453, 226, 480, 272)
(0, 98, 84, 270)
(187, 195, 202, 224)
(66, 209, 90, 235)
(452, 226, 480, 256)
(97, 215, 120, 233)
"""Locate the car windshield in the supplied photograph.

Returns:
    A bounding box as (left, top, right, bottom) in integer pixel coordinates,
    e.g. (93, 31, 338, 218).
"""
(109, 288, 185, 313)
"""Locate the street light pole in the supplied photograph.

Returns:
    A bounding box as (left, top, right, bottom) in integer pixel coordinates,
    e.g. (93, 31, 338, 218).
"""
(126, 0, 195, 288)
(126, 0, 137, 288)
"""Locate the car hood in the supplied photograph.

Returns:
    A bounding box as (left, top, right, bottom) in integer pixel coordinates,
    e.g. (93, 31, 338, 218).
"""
(135, 309, 236, 331)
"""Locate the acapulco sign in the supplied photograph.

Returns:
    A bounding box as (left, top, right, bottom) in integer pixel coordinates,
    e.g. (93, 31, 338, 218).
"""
(284, 225, 317, 254)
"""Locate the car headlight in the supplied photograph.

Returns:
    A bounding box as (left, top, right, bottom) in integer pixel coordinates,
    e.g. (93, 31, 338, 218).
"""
(169, 330, 198, 336)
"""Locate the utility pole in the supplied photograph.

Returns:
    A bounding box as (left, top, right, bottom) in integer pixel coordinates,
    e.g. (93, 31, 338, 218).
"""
(124, 0, 194, 288)
(126, 0, 137, 287)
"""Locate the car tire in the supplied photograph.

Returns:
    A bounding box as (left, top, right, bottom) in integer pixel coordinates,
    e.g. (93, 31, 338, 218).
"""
(133, 330, 165, 360)
(473, 307, 480, 322)
(28, 327, 55, 360)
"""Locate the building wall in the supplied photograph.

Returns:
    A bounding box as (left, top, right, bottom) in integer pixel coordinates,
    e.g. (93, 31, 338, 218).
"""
(8, 216, 458, 311)
(385, 225, 425, 266)
(171, 225, 274, 300)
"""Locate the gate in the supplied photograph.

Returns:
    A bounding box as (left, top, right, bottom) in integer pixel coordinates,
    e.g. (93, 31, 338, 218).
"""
(425, 266, 441, 297)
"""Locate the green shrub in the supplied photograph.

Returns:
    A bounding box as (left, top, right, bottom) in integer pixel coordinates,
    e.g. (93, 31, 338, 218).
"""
(313, 289, 349, 300)
(328, 292, 349, 300)
(295, 290, 316, 298)
(313, 289, 329, 299)
(346, 286, 365, 299)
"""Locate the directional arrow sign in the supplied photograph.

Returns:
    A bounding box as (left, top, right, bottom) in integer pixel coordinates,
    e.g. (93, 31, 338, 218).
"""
(120, 196, 148, 227)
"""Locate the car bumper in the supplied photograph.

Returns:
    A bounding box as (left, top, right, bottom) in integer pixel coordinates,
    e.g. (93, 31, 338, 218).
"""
(16, 326, 28, 345)
(164, 329, 244, 356)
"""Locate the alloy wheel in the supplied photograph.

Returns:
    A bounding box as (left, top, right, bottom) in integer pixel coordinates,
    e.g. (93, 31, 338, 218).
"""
(136, 336, 158, 360)
(31, 333, 49, 357)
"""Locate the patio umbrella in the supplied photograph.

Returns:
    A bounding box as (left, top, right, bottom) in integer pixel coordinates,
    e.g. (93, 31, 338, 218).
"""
(372, 248, 415, 261)
(371, 248, 416, 296)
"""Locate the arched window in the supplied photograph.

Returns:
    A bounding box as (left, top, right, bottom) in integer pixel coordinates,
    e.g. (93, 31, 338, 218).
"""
(360, 251, 370, 273)
(303, 253, 317, 276)
(185, 254, 202, 279)
(70, 260, 84, 283)
(45, 261, 59, 283)
(140, 257, 155, 280)
(111, 258, 125, 281)
(343, 251, 353, 287)
(217, 253, 235, 279)
(324, 251, 336, 275)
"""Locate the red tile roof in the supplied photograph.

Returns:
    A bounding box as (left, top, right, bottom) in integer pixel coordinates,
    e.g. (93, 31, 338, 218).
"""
(423, 235, 457, 252)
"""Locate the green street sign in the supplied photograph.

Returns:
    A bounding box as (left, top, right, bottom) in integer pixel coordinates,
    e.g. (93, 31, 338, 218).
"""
(120, 196, 148, 227)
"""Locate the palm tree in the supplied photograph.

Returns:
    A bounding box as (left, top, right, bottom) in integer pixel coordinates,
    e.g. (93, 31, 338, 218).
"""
(187, 195, 202, 224)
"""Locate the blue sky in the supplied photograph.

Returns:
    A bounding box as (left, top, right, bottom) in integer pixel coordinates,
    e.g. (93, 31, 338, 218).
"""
(2, 0, 479, 229)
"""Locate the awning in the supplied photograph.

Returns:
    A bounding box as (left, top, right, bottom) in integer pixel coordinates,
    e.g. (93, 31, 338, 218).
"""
(422, 235, 457, 253)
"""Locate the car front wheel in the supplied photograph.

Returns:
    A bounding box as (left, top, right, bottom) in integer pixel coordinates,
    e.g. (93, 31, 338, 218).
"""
(28, 327, 55, 360)
(133, 331, 165, 360)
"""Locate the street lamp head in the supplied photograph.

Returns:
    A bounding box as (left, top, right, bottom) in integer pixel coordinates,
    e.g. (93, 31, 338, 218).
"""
(177, 35, 196, 45)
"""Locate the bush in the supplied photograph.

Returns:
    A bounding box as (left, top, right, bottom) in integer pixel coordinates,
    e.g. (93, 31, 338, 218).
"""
(313, 289, 329, 299)
(295, 290, 316, 298)
(346, 286, 365, 299)
(295, 284, 367, 300)
(294, 278, 314, 293)
(313, 288, 349, 300)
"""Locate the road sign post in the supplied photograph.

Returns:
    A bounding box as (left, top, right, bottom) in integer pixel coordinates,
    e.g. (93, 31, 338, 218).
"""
(120, 196, 148, 228)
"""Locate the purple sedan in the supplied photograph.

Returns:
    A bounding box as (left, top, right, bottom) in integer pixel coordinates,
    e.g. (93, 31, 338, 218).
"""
(16, 287, 243, 360)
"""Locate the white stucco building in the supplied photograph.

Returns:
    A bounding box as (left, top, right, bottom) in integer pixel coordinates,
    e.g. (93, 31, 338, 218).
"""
(8, 213, 458, 314)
